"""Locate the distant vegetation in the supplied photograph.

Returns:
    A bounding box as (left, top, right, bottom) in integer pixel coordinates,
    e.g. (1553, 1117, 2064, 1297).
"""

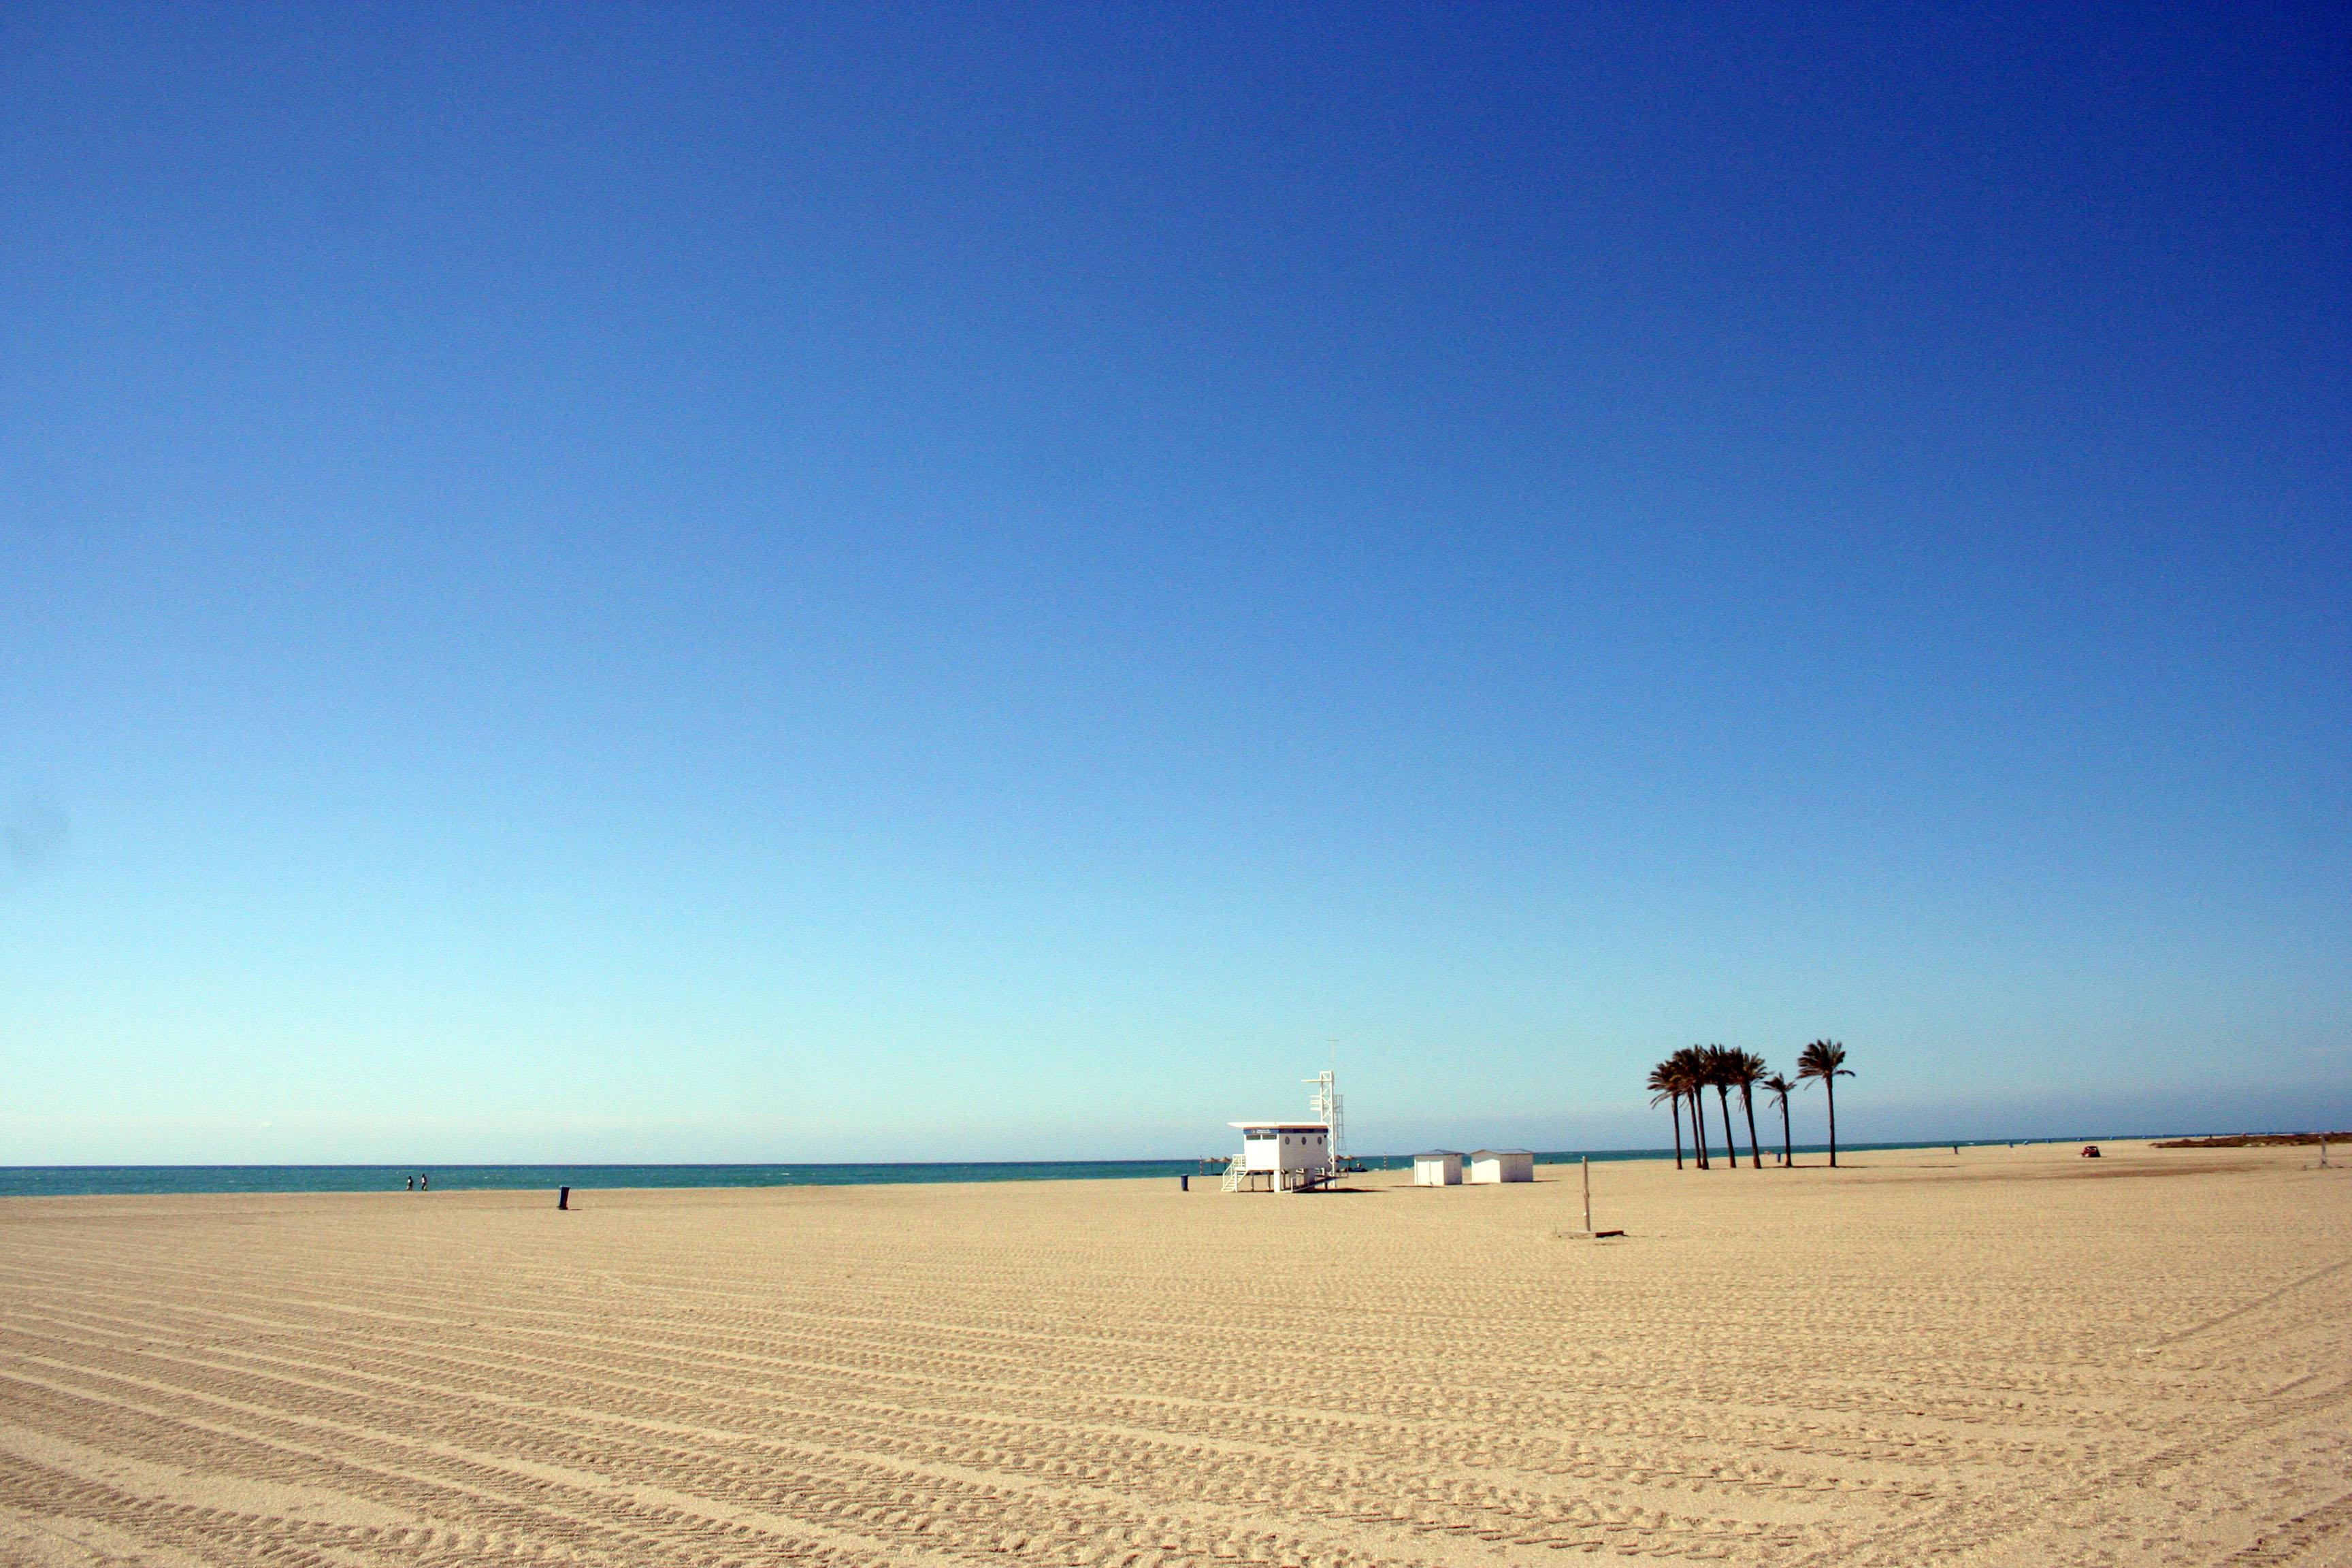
(2153, 1132, 2347, 1148)
(1647, 1041, 1854, 1170)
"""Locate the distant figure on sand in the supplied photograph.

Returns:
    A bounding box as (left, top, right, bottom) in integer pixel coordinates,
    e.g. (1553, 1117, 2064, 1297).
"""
(420, 1173, 429, 1190)
(406, 1175, 414, 1191)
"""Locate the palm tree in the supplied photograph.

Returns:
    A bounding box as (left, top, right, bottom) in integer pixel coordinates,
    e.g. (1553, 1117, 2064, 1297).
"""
(1646, 1062, 1686, 1170)
(1675, 1050, 1708, 1170)
(1761, 1073, 1795, 1166)
(1690, 1046, 1724, 1168)
(1672, 1046, 1714, 1169)
(1729, 1049, 1768, 1169)
(1699, 1045, 1742, 1171)
(1797, 1040, 1854, 1168)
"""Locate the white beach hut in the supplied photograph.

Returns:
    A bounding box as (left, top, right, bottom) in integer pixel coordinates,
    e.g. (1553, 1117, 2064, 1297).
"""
(1467, 1149, 1535, 1184)
(1413, 1151, 1463, 1186)
(1226, 1122, 1330, 1192)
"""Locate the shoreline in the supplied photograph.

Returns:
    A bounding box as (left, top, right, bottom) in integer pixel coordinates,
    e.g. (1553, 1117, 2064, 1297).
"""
(0, 1131, 2292, 1197)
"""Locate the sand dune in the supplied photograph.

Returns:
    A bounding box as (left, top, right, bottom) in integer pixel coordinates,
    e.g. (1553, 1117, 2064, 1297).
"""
(1, 1141, 2346, 1566)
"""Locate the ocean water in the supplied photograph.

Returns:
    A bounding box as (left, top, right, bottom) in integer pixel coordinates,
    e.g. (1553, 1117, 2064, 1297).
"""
(0, 1139, 2132, 1197)
(0, 1160, 1202, 1198)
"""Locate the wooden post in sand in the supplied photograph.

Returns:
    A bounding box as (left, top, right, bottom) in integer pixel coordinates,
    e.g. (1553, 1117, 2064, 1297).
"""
(558, 1186, 570, 1211)
(1558, 1158, 1622, 1239)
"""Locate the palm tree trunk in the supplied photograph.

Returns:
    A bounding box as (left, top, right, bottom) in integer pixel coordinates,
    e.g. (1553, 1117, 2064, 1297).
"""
(1670, 1095, 1684, 1170)
(1778, 1100, 1791, 1166)
(1691, 1092, 1708, 1169)
(1716, 1085, 1735, 1169)
(1742, 1088, 1761, 1169)
(1826, 1079, 1838, 1168)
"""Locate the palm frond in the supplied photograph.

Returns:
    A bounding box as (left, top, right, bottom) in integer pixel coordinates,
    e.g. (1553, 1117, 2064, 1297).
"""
(1796, 1039, 1852, 1083)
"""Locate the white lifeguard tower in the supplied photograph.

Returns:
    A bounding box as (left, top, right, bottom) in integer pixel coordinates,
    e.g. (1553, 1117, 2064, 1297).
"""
(1224, 1122, 1330, 1192)
(1414, 1150, 1463, 1186)
(1224, 1066, 1349, 1192)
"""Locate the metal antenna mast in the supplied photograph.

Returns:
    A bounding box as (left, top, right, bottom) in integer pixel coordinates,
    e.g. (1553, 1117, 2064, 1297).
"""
(1307, 1039, 1345, 1180)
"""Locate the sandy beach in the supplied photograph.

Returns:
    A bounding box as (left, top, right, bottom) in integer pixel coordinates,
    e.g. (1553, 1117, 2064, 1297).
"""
(1, 1141, 2346, 1567)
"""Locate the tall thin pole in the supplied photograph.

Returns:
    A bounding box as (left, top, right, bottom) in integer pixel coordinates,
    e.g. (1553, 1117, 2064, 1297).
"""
(1582, 1156, 1592, 1235)
(1330, 1039, 1339, 1178)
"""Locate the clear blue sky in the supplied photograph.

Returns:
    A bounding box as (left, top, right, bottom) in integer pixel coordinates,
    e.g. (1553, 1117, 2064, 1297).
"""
(2, 2, 2345, 1162)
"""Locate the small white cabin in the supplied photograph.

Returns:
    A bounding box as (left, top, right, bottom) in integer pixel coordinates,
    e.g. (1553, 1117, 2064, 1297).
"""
(1468, 1149, 1535, 1184)
(1413, 1150, 1463, 1186)
(1227, 1122, 1330, 1192)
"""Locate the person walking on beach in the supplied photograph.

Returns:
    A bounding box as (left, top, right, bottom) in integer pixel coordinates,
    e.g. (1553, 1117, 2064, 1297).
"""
(406, 1175, 414, 1191)
(419, 1173, 428, 1191)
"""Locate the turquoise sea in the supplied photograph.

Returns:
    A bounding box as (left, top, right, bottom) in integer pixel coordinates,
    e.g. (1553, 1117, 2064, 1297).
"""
(0, 1139, 2146, 1197)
